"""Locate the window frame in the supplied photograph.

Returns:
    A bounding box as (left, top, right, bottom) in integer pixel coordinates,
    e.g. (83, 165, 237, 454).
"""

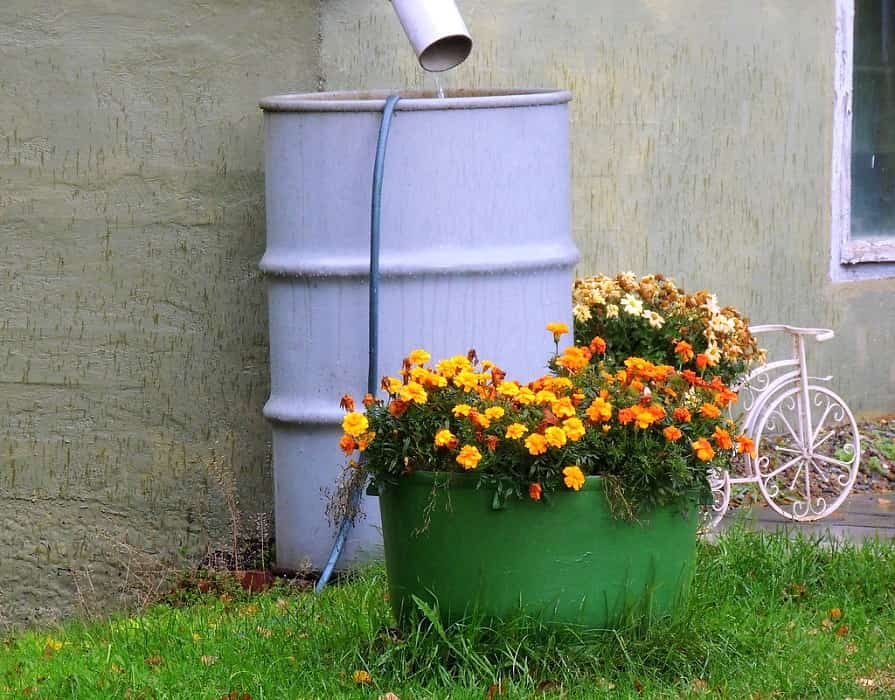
(831, 0, 895, 280)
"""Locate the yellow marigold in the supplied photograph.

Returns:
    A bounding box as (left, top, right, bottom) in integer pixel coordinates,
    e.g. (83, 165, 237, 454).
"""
(434, 429, 456, 448)
(406, 349, 431, 366)
(546, 322, 569, 341)
(505, 423, 528, 440)
(535, 389, 558, 405)
(524, 433, 548, 455)
(342, 412, 369, 438)
(544, 426, 567, 448)
(452, 403, 472, 417)
(562, 417, 586, 441)
(497, 381, 520, 398)
(357, 432, 374, 451)
(516, 387, 536, 405)
(454, 371, 481, 392)
(398, 381, 428, 405)
(691, 438, 716, 462)
(585, 397, 613, 423)
(484, 406, 505, 421)
(382, 376, 403, 395)
(436, 355, 471, 379)
(562, 465, 586, 491)
(456, 444, 482, 470)
(551, 397, 576, 419)
(547, 376, 574, 392)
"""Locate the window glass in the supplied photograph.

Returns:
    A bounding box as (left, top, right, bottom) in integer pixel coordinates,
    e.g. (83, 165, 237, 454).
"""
(852, 0, 895, 239)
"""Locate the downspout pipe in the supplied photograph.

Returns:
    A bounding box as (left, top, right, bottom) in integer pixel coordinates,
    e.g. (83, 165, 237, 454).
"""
(390, 0, 472, 72)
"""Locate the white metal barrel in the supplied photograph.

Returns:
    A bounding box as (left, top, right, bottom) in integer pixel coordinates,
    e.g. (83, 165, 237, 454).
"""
(260, 89, 578, 571)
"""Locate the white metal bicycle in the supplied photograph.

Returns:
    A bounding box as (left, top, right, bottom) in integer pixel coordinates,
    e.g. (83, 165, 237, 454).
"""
(705, 325, 861, 529)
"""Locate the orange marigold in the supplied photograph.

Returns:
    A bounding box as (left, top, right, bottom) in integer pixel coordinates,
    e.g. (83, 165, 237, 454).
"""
(585, 397, 613, 423)
(589, 336, 607, 355)
(456, 445, 482, 470)
(528, 482, 542, 501)
(663, 426, 683, 442)
(339, 434, 357, 453)
(695, 353, 709, 369)
(546, 322, 569, 341)
(736, 434, 757, 458)
(673, 340, 695, 363)
(524, 433, 548, 455)
(713, 426, 733, 450)
(691, 438, 716, 462)
(555, 346, 591, 373)
(618, 407, 635, 425)
(339, 394, 355, 412)
(673, 407, 692, 423)
(551, 397, 576, 419)
(434, 429, 457, 448)
(699, 403, 721, 419)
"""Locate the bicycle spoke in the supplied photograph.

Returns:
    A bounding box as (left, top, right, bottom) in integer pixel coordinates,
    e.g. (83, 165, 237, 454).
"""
(764, 453, 803, 480)
(810, 452, 855, 469)
(811, 429, 836, 450)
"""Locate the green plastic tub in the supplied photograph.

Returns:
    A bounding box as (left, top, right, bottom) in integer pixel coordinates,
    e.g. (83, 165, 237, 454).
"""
(373, 471, 699, 629)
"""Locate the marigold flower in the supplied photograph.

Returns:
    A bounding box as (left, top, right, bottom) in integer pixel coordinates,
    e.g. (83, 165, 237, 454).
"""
(382, 376, 403, 395)
(691, 438, 716, 462)
(497, 381, 520, 398)
(546, 322, 569, 341)
(673, 407, 692, 423)
(736, 434, 757, 458)
(362, 393, 376, 407)
(505, 423, 528, 440)
(562, 465, 586, 491)
(695, 353, 709, 370)
(452, 404, 472, 417)
(543, 426, 567, 449)
(528, 482, 543, 501)
(454, 371, 481, 392)
(586, 397, 613, 423)
(551, 397, 576, 419)
(484, 406, 505, 421)
(555, 346, 591, 373)
(715, 386, 738, 407)
(618, 407, 635, 425)
(456, 445, 482, 470)
(470, 411, 491, 429)
(389, 399, 409, 418)
(399, 381, 428, 405)
(562, 417, 586, 441)
(674, 340, 695, 363)
(589, 336, 607, 355)
(485, 435, 500, 452)
(339, 394, 355, 412)
(524, 433, 548, 455)
(713, 427, 733, 450)
(699, 403, 721, 419)
(342, 412, 369, 437)
(339, 435, 357, 453)
(663, 426, 683, 442)
(406, 349, 431, 366)
(357, 432, 374, 451)
(534, 389, 558, 405)
(352, 670, 372, 685)
(516, 387, 536, 405)
(434, 429, 456, 448)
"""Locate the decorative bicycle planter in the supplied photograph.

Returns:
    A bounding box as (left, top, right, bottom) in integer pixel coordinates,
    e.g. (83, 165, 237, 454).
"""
(705, 325, 861, 528)
(373, 472, 700, 628)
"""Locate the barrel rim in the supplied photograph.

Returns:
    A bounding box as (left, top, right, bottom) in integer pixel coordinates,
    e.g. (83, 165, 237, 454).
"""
(260, 88, 572, 113)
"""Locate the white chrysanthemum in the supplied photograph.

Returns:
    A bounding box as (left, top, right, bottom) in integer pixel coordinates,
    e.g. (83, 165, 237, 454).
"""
(705, 342, 722, 366)
(572, 303, 592, 322)
(702, 294, 720, 315)
(643, 310, 665, 329)
(709, 313, 736, 334)
(605, 304, 619, 319)
(620, 293, 644, 316)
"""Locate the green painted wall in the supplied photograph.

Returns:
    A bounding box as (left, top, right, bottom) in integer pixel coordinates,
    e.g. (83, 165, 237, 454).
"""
(321, 0, 895, 413)
(0, 1, 318, 625)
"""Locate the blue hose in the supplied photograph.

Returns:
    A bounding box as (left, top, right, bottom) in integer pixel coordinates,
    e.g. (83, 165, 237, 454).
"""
(315, 95, 401, 594)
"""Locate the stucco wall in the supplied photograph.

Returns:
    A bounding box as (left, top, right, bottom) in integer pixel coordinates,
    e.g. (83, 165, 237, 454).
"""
(0, 1, 318, 625)
(321, 0, 895, 414)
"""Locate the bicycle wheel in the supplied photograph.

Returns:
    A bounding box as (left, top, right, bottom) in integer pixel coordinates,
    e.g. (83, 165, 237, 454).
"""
(753, 384, 860, 521)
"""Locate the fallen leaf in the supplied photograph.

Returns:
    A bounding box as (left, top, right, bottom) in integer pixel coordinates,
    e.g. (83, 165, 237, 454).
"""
(830, 608, 843, 620)
(353, 670, 372, 685)
(691, 678, 709, 692)
(536, 679, 561, 693)
(219, 593, 233, 604)
(821, 618, 834, 630)
(486, 682, 506, 699)
(836, 625, 850, 637)
(276, 598, 290, 611)
(201, 655, 218, 666)
(806, 628, 819, 636)
(111, 664, 124, 674)
(634, 679, 644, 693)
(845, 642, 859, 655)
(256, 627, 273, 638)
(595, 677, 616, 690)
(144, 655, 163, 666)
(856, 677, 877, 689)
(197, 580, 212, 593)
(378, 694, 400, 700)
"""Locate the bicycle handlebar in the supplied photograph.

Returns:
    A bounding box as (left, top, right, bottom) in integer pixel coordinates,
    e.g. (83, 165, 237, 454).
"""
(748, 324, 835, 342)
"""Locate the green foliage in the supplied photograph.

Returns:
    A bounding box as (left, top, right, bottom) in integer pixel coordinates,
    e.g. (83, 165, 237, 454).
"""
(4, 531, 895, 698)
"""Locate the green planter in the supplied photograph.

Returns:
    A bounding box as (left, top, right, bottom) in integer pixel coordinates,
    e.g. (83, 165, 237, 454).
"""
(373, 471, 699, 629)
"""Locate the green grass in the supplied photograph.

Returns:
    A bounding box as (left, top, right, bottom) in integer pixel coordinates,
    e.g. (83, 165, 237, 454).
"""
(3, 528, 895, 699)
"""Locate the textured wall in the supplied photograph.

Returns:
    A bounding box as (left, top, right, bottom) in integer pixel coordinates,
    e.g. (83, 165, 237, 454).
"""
(321, 0, 895, 414)
(0, 1, 318, 625)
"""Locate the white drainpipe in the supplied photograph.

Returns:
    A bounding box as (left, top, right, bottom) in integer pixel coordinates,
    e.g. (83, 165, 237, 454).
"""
(390, 0, 472, 72)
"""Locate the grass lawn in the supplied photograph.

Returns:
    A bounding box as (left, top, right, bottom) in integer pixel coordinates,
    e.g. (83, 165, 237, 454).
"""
(3, 527, 895, 699)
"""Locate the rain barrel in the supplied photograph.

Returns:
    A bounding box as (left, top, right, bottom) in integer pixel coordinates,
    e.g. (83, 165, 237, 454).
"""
(259, 89, 578, 571)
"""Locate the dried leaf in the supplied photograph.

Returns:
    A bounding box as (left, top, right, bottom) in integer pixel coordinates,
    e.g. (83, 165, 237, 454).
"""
(378, 694, 401, 700)
(633, 679, 644, 693)
(276, 598, 290, 611)
(856, 677, 877, 689)
(486, 682, 506, 699)
(536, 679, 561, 693)
(821, 618, 833, 630)
(353, 670, 372, 685)
(144, 655, 163, 666)
(845, 642, 859, 655)
(691, 678, 710, 692)
(111, 663, 124, 674)
(836, 625, 850, 637)
(201, 655, 218, 666)
(256, 627, 273, 638)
